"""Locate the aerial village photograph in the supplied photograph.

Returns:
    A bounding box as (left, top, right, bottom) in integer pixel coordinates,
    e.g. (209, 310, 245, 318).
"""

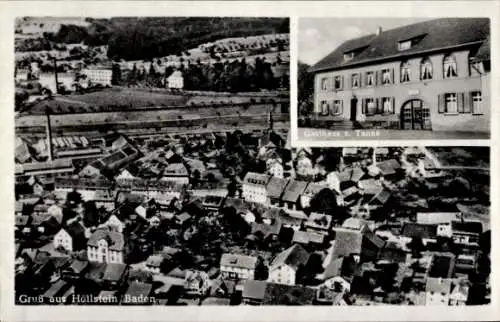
(297, 17, 491, 141)
(13, 16, 491, 307)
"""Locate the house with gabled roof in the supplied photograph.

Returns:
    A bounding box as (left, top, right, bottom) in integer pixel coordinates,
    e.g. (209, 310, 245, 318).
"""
(87, 227, 126, 264)
(282, 180, 308, 210)
(242, 172, 271, 204)
(220, 253, 258, 280)
(309, 18, 490, 133)
(268, 244, 310, 285)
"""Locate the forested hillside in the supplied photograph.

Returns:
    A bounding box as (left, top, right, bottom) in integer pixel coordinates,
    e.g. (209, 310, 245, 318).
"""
(33, 17, 289, 60)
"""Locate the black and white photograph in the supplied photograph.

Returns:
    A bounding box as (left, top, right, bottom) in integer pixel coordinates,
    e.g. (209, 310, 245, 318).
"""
(1, 0, 498, 320)
(297, 18, 491, 141)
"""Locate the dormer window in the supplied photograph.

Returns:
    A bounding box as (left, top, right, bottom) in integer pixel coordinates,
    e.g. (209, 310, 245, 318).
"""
(344, 52, 355, 61)
(398, 34, 426, 51)
(398, 40, 412, 51)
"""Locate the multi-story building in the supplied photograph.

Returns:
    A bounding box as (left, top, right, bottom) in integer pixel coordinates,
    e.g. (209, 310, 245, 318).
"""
(82, 66, 113, 87)
(167, 70, 184, 90)
(309, 18, 490, 133)
(220, 253, 258, 280)
(268, 244, 309, 285)
(87, 228, 125, 264)
(242, 172, 271, 204)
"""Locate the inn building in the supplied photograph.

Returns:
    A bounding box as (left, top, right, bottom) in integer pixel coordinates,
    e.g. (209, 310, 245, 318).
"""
(309, 18, 490, 133)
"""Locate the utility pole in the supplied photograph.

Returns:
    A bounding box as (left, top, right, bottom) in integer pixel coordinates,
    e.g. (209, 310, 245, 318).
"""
(45, 107, 54, 161)
(52, 57, 59, 94)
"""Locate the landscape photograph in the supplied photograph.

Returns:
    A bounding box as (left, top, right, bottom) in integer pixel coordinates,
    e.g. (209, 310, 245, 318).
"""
(13, 16, 491, 307)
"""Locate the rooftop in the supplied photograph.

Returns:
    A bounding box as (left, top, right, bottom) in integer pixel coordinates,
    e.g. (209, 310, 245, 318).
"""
(310, 18, 490, 73)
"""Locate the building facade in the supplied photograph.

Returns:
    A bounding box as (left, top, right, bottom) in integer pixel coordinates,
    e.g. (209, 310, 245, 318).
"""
(167, 71, 184, 89)
(82, 67, 113, 87)
(220, 253, 257, 280)
(53, 228, 73, 252)
(309, 18, 490, 133)
(242, 172, 271, 204)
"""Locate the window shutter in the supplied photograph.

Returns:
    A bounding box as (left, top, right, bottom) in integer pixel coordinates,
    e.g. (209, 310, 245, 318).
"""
(340, 100, 344, 114)
(376, 71, 382, 85)
(362, 99, 366, 114)
(391, 69, 395, 84)
(376, 98, 382, 114)
(457, 92, 464, 113)
(358, 73, 363, 88)
(438, 94, 445, 113)
(340, 76, 344, 90)
(464, 92, 472, 113)
(391, 97, 395, 114)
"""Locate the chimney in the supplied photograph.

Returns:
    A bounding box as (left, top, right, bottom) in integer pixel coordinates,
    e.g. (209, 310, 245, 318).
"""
(45, 109, 54, 161)
(376, 26, 383, 36)
(52, 57, 59, 94)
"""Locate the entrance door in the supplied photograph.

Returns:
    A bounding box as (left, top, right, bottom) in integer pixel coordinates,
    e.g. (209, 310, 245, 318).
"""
(401, 99, 430, 130)
(350, 98, 358, 121)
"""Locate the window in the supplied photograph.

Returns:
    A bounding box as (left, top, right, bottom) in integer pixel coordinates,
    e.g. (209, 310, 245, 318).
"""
(321, 78, 328, 91)
(365, 98, 376, 115)
(320, 100, 329, 116)
(381, 97, 395, 114)
(334, 76, 343, 90)
(366, 71, 375, 86)
(444, 93, 458, 113)
(381, 69, 392, 84)
(421, 57, 433, 80)
(401, 61, 410, 83)
(351, 73, 360, 88)
(398, 40, 412, 51)
(344, 52, 354, 61)
(472, 91, 483, 114)
(331, 100, 343, 115)
(469, 60, 484, 76)
(443, 54, 458, 78)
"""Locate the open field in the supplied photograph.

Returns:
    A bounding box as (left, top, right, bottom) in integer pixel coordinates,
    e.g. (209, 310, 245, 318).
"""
(26, 88, 192, 114)
(23, 88, 288, 115)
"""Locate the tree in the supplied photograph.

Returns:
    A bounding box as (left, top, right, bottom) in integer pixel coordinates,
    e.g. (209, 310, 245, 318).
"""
(298, 61, 314, 106)
(82, 201, 99, 227)
(111, 63, 122, 85)
(308, 188, 339, 216)
(407, 237, 424, 258)
(66, 189, 82, 207)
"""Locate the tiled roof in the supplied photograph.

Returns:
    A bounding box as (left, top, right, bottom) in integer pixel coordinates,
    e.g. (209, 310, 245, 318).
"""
(451, 221, 483, 234)
(377, 159, 401, 176)
(282, 180, 308, 202)
(401, 223, 437, 239)
(124, 281, 153, 299)
(266, 177, 289, 199)
(302, 182, 329, 198)
(103, 263, 127, 282)
(416, 212, 461, 225)
(332, 228, 363, 259)
(428, 253, 456, 278)
(473, 36, 490, 62)
(220, 253, 257, 270)
(242, 279, 267, 300)
(310, 18, 490, 73)
(243, 172, 270, 186)
(270, 244, 310, 271)
(426, 277, 452, 294)
(87, 228, 125, 251)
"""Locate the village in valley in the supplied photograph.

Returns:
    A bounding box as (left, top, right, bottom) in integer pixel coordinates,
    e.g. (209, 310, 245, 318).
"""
(13, 17, 490, 307)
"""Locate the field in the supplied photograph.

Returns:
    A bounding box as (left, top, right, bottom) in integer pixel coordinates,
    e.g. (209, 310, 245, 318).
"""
(27, 88, 191, 114)
(427, 147, 490, 168)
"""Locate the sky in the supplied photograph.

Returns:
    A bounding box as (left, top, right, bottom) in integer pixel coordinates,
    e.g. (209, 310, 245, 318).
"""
(298, 18, 431, 66)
